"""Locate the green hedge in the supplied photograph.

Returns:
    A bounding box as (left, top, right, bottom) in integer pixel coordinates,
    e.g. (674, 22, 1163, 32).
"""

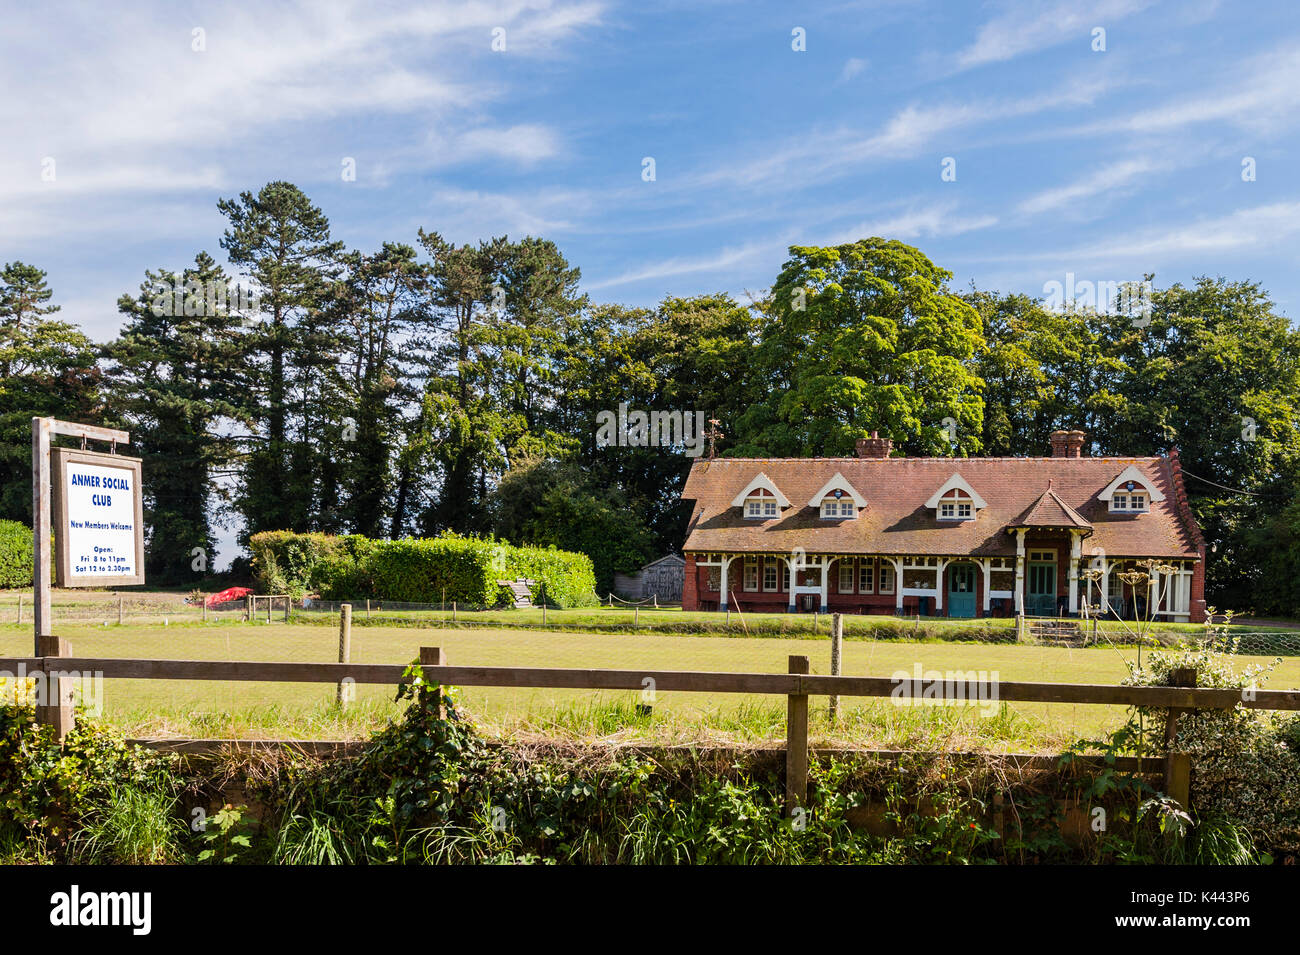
(0, 520, 33, 589)
(249, 531, 598, 608)
(248, 531, 375, 599)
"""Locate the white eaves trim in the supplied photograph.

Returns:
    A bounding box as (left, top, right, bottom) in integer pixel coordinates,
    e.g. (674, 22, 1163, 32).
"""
(806, 472, 867, 508)
(1098, 464, 1165, 502)
(729, 473, 792, 509)
(923, 472, 988, 510)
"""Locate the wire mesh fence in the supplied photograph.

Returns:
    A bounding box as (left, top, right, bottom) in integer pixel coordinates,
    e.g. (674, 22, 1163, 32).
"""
(3, 589, 1299, 743)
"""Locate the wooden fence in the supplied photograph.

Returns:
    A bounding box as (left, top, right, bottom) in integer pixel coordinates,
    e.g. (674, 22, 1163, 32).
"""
(7, 642, 1300, 811)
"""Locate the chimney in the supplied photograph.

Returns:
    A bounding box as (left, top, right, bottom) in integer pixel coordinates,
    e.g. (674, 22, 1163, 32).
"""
(1049, 430, 1086, 458)
(856, 431, 894, 459)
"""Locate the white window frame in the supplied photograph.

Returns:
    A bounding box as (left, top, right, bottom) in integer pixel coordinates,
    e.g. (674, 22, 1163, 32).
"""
(743, 557, 759, 592)
(821, 498, 856, 519)
(938, 496, 974, 521)
(781, 562, 790, 591)
(878, 562, 896, 595)
(762, 558, 779, 592)
(1110, 492, 1147, 513)
(838, 560, 855, 593)
(858, 558, 874, 594)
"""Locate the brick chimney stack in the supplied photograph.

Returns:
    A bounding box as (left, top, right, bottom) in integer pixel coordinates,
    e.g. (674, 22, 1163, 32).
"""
(1049, 430, 1086, 458)
(856, 431, 894, 459)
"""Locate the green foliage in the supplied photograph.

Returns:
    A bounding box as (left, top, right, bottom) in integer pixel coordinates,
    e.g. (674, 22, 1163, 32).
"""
(196, 804, 257, 864)
(487, 457, 655, 594)
(248, 530, 375, 598)
(104, 253, 249, 584)
(250, 529, 597, 607)
(0, 261, 102, 524)
(736, 239, 985, 457)
(0, 519, 33, 588)
(0, 703, 175, 855)
(68, 782, 186, 864)
(364, 535, 508, 606)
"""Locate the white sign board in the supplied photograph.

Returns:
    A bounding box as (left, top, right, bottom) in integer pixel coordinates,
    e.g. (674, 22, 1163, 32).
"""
(52, 448, 145, 587)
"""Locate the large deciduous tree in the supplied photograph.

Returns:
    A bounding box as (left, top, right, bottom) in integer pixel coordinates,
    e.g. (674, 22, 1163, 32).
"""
(736, 239, 985, 457)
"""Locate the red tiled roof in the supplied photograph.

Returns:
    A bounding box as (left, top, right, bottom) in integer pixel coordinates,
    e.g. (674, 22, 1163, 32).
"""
(1011, 488, 1092, 530)
(681, 455, 1201, 559)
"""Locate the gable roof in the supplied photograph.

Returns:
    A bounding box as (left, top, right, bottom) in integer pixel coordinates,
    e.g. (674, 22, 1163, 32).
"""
(1099, 463, 1166, 502)
(807, 472, 867, 508)
(924, 472, 988, 509)
(682, 455, 1202, 559)
(728, 472, 791, 508)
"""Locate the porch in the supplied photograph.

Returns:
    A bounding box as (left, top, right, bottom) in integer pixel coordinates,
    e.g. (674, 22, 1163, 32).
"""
(685, 540, 1199, 623)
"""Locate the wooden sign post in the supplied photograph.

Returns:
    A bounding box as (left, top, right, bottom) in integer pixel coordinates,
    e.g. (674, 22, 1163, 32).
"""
(31, 418, 137, 738)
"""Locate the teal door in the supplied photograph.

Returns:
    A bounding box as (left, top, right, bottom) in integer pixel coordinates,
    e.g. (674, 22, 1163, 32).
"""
(948, 564, 976, 618)
(1027, 561, 1057, 616)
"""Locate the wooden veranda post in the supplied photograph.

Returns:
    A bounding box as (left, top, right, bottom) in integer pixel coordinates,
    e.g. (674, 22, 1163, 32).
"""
(786, 654, 809, 814)
(1164, 666, 1197, 808)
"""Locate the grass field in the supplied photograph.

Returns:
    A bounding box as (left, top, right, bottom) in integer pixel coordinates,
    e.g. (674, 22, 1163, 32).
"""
(2, 615, 1297, 751)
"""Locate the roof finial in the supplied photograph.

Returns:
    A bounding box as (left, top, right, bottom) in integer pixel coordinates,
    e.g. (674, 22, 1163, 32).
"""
(705, 418, 724, 460)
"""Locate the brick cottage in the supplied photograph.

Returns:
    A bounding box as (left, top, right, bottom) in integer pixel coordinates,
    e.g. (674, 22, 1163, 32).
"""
(680, 431, 1206, 622)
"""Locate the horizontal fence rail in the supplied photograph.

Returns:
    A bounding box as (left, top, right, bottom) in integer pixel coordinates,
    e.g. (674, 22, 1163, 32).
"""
(7, 644, 1299, 811)
(3, 655, 1300, 710)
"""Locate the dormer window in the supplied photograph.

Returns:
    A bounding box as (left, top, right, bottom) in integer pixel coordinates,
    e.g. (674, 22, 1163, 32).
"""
(732, 473, 791, 519)
(1099, 465, 1163, 513)
(745, 489, 779, 519)
(820, 491, 857, 519)
(808, 472, 866, 519)
(938, 495, 974, 520)
(926, 473, 986, 521)
(1111, 491, 1147, 512)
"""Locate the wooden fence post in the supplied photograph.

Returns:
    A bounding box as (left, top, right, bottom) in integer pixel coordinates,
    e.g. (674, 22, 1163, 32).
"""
(336, 604, 353, 706)
(419, 646, 447, 719)
(118, 594, 124, 626)
(829, 613, 843, 722)
(36, 634, 75, 742)
(786, 654, 809, 814)
(1164, 666, 1197, 808)
(366, 598, 371, 620)
(16, 594, 22, 625)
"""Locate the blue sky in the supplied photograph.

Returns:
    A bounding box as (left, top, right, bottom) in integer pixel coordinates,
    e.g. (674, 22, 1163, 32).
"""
(5, 0, 1300, 340)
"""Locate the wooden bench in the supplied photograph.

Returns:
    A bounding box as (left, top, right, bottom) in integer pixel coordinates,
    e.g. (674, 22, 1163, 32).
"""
(496, 579, 537, 608)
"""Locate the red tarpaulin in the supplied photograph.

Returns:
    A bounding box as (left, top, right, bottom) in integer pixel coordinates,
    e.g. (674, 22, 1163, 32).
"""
(204, 586, 252, 607)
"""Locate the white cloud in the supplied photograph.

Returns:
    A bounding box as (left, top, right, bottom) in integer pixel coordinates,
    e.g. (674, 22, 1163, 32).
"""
(839, 57, 869, 82)
(1016, 157, 1158, 216)
(955, 0, 1153, 70)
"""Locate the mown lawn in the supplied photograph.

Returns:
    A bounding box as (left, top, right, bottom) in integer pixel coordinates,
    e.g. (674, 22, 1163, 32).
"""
(1, 617, 1296, 750)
